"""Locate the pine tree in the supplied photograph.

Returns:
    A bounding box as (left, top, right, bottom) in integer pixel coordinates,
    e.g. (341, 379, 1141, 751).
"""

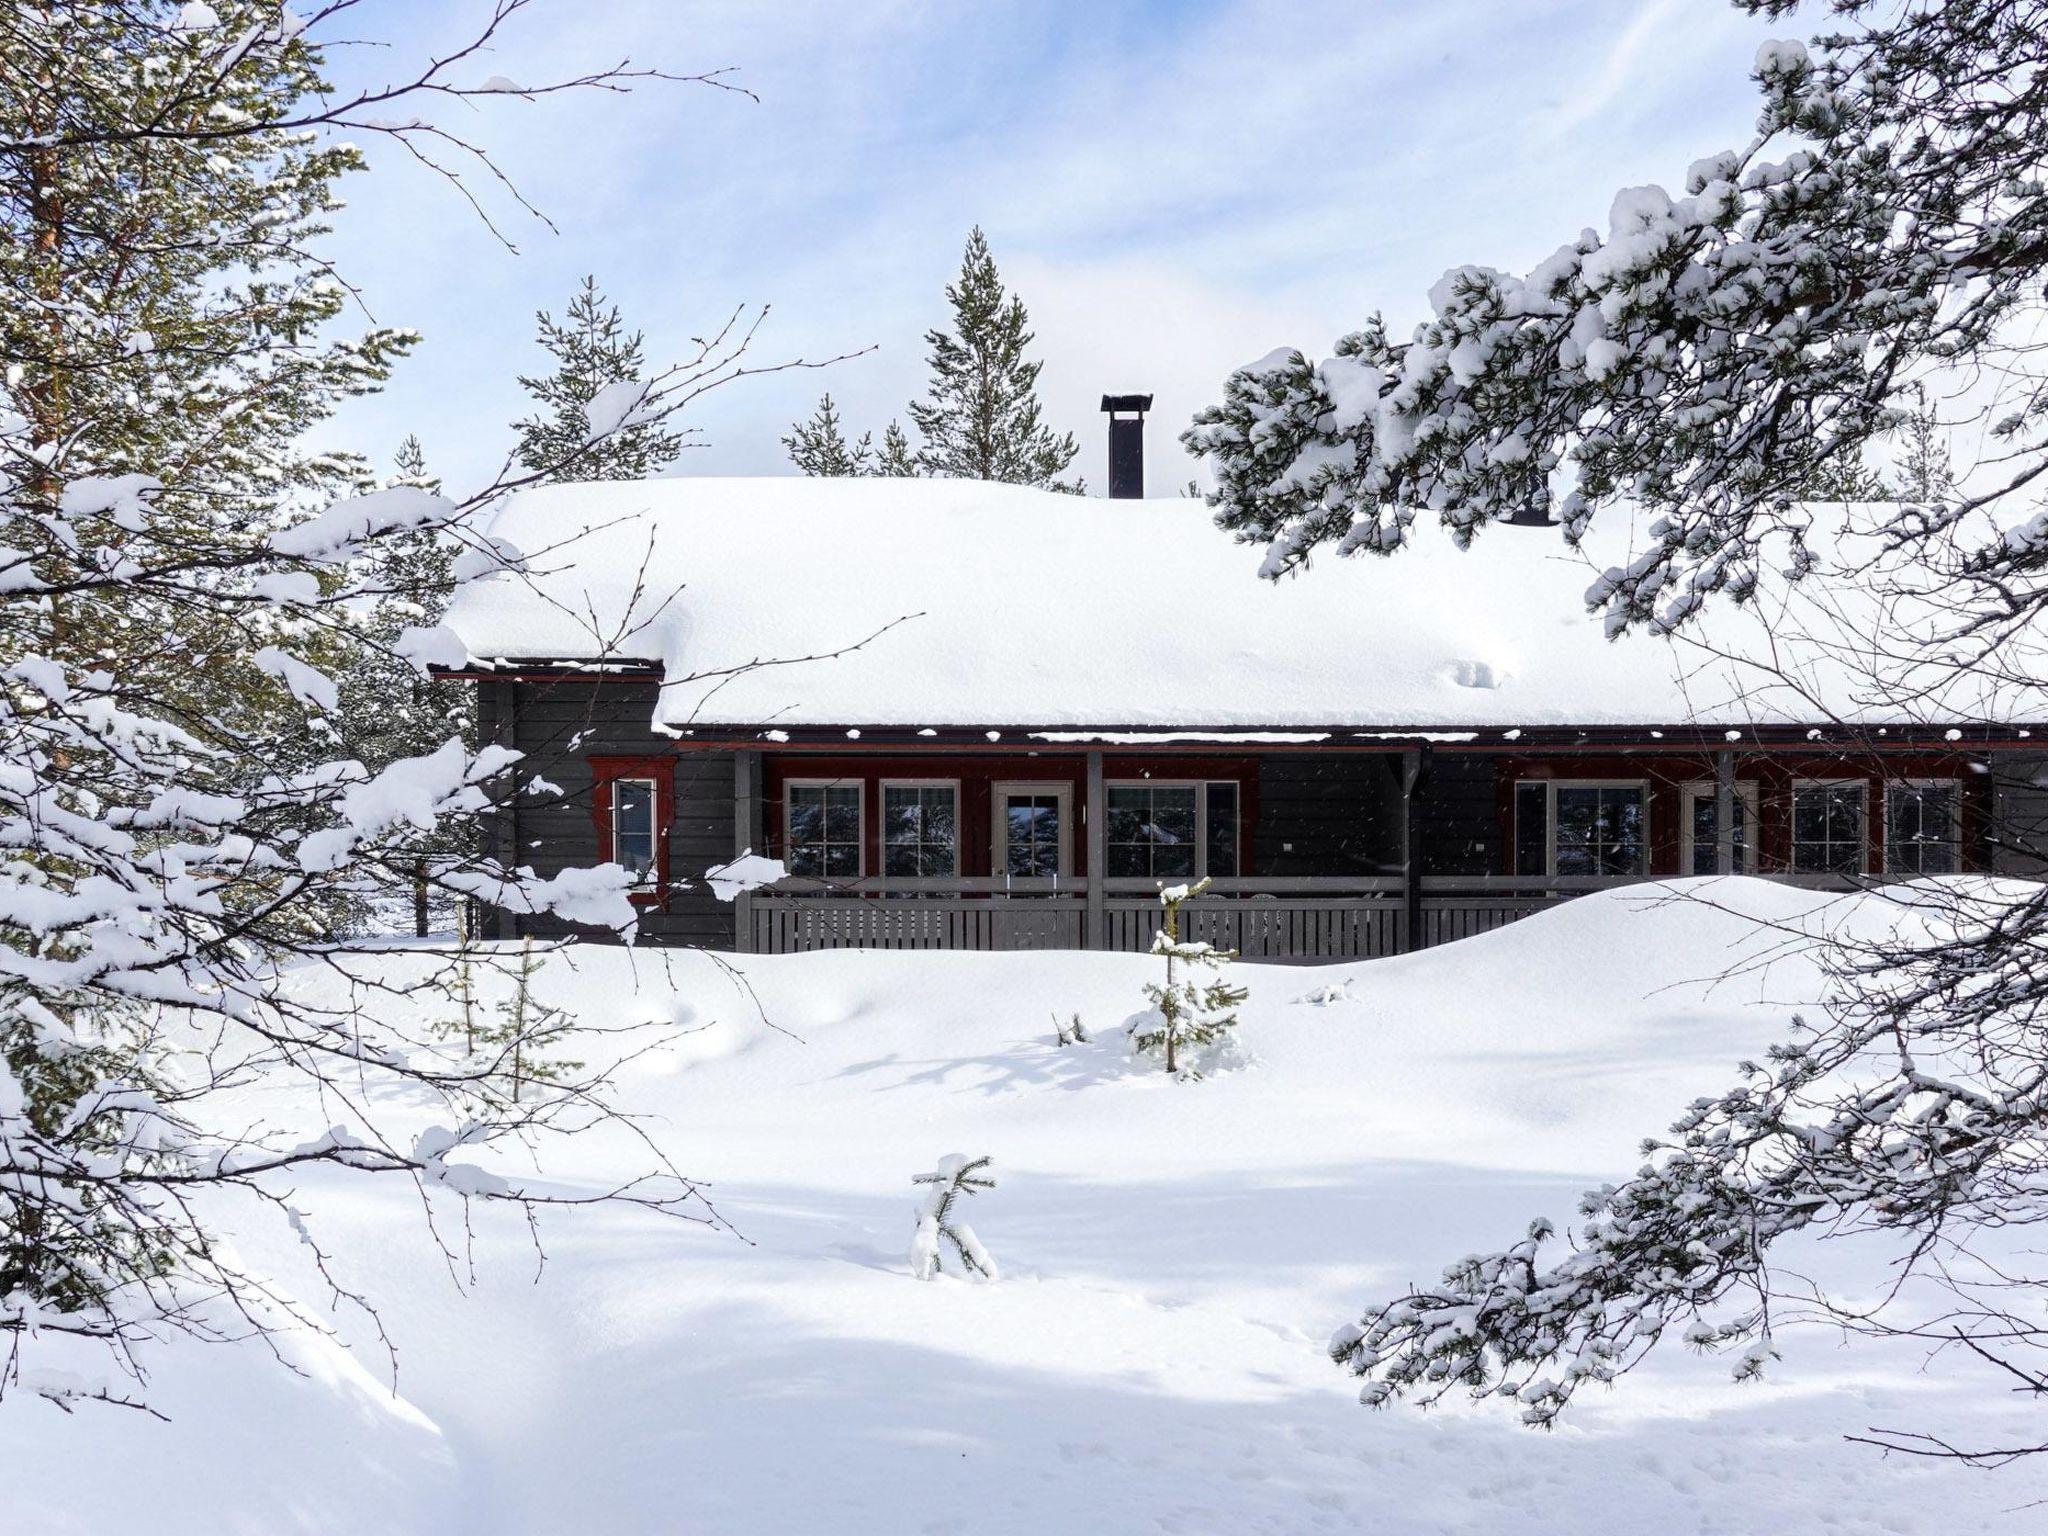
(513, 275, 684, 481)
(782, 392, 874, 476)
(1132, 878, 1248, 1079)
(333, 436, 473, 936)
(1894, 387, 1957, 502)
(875, 420, 917, 476)
(908, 228, 1080, 490)
(1799, 446, 1893, 500)
(0, 1, 411, 773)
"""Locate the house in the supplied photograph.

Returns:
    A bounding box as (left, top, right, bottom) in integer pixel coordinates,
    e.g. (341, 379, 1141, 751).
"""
(440, 413, 2048, 960)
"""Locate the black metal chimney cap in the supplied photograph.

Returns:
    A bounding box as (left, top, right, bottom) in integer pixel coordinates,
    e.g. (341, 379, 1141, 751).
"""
(1100, 394, 1153, 415)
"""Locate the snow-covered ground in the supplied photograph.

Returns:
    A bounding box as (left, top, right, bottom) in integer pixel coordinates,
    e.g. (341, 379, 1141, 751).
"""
(9, 881, 2040, 1534)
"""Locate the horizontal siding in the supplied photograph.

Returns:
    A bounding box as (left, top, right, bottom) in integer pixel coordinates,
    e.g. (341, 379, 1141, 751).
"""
(479, 679, 738, 948)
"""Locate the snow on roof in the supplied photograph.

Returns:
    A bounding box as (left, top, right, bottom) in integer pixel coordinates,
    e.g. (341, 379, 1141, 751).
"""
(442, 477, 2046, 732)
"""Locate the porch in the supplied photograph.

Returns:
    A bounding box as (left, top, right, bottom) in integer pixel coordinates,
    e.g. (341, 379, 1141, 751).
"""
(739, 874, 1699, 960)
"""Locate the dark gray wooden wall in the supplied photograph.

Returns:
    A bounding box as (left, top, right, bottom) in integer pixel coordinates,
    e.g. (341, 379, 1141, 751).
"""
(1251, 752, 1502, 876)
(476, 678, 737, 947)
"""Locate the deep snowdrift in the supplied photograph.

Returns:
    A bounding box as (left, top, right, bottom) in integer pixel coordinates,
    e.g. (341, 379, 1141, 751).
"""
(8, 881, 2037, 1535)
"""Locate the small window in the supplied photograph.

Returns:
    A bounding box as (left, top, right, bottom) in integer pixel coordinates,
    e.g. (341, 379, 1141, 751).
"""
(611, 777, 658, 883)
(787, 782, 862, 877)
(1887, 782, 1959, 874)
(883, 783, 959, 876)
(1513, 781, 1647, 877)
(1792, 782, 1866, 875)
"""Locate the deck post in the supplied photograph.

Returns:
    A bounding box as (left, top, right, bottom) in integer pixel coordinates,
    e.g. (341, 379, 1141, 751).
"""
(733, 749, 762, 953)
(1085, 750, 1107, 949)
(1401, 748, 1428, 953)
(1715, 746, 1736, 876)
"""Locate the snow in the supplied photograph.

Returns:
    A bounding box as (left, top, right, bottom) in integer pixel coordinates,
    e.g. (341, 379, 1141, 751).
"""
(442, 477, 2047, 731)
(7, 881, 2041, 1534)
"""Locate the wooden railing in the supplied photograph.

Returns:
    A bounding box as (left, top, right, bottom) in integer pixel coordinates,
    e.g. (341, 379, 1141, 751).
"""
(737, 874, 1701, 961)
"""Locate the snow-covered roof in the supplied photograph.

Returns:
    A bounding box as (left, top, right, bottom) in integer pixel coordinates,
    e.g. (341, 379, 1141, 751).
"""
(442, 477, 2047, 732)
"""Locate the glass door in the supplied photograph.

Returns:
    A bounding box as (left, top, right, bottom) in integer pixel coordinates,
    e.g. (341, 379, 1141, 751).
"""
(993, 782, 1072, 877)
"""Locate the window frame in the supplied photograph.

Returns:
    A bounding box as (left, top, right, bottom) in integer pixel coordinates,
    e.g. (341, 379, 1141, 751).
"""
(1885, 777, 1963, 876)
(1513, 778, 1653, 879)
(1790, 777, 1870, 876)
(878, 777, 963, 879)
(1102, 779, 1240, 882)
(783, 777, 867, 880)
(589, 754, 674, 903)
(1678, 780, 1762, 876)
(991, 780, 1074, 878)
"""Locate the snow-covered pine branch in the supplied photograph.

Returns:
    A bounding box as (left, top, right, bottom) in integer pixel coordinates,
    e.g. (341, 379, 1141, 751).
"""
(909, 1153, 998, 1282)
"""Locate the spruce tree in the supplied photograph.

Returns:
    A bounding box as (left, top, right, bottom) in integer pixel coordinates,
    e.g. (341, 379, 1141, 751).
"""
(875, 420, 917, 476)
(1894, 387, 1957, 502)
(908, 227, 1080, 490)
(782, 393, 874, 475)
(334, 436, 473, 936)
(513, 275, 684, 481)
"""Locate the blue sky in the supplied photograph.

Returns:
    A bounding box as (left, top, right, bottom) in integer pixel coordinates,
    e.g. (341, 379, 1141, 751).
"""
(319, 0, 1785, 495)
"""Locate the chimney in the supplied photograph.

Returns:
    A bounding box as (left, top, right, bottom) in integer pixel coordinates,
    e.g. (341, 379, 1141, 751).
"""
(1101, 394, 1152, 499)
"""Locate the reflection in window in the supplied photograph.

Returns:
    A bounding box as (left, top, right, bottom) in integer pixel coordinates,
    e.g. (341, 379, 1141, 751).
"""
(1792, 783, 1865, 874)
(1004, 793, 1063, 876)
(883, 784, 958, 876)
(1886, 782, 1958, 874)
(1552, 785, 1646, 876)
(612, 777, 657, 882)
(1687, 788, 1752, 875)
(1107, 785, 1198, 879)
(788, 783, 861, 877)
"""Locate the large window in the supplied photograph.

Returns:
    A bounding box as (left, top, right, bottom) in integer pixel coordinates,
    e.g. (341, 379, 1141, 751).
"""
(786, 781, 862, 877)
(1513, 781, 1647, 877)
(1792, 781, 1867, 875)
(1106, 781, 1239, 880)
(882, 781, 959, 876)
(1887, 781, 1960, 874)
(1680, 782, 1759, 875)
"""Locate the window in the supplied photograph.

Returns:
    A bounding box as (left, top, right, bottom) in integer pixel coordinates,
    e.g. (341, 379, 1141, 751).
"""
(1680, 782, 1760, 875)
(882, 781, 959, 876)
(1106, 781, 1239, 880)
(589, 755, 673, 897)
(1792, 781, 1866, 875)
(995, 783, 1070, 877)
(1887, 781, 1960, 874)
(786, 781, 863, 877)
(1512, 781, 1648, 877)
(611, 778, 658, 882)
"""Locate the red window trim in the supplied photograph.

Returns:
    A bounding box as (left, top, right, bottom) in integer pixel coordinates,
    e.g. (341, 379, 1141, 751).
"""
(589, 754, 676, 905)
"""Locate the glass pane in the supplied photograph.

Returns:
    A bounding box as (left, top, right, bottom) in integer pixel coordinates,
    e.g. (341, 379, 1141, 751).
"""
(1005, 795, 1060, 876)
(824, 787, 859, 842)
(1514, 783, 1547, 876)
(1153, 843, 1196, 878)
(1107, 844, 1147, 877)
(883, 787, 920, 843)
(614, 779, 655, 878)
(1206, 782, 1238, 877)
(1148, 787, 1196, 847)
(1555, 788, 1599, 839)
(884, 843, 920, 877)
(823, 842, 859, 877)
